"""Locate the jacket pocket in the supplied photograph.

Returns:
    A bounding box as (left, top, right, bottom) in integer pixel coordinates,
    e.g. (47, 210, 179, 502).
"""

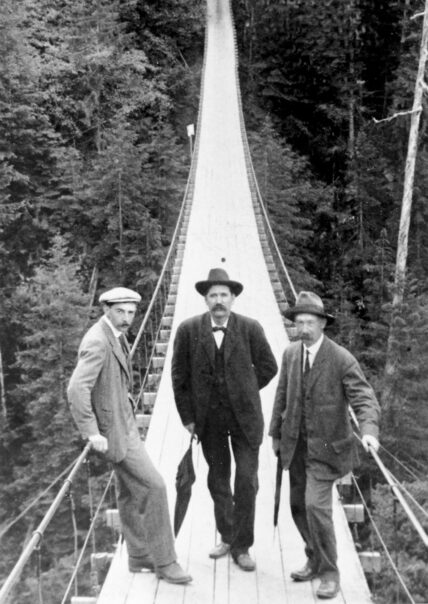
(331, 434, 354, 454)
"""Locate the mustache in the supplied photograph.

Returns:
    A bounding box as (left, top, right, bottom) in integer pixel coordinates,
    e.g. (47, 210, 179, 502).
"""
(212, 304, 226, 310)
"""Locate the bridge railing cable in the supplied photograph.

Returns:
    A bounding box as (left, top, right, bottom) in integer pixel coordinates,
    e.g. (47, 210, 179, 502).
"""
(227, 0, 297, 306)
(129, 14, 209, 414)
(0, 442, 92, 604)
(350, 408, 428, 549)
(351, 475, 417, 604)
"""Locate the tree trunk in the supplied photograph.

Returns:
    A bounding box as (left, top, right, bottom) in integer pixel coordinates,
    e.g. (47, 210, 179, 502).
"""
(382, 0, 428, 412)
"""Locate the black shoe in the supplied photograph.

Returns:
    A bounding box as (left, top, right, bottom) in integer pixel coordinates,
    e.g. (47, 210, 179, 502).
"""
(290, 561, 317, 582)
(316, 579, 340, 599)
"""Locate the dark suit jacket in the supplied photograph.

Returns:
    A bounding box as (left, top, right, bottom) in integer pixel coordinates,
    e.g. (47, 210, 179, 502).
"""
(67, 318, 133, 463)
(269, 336, 380, 478)
(172, 312, 278, 448)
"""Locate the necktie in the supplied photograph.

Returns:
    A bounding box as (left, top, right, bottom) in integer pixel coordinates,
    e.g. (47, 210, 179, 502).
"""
(212, 326, 227, 333)
(119, 333, 129, 357)
(304, 349, 311, 376)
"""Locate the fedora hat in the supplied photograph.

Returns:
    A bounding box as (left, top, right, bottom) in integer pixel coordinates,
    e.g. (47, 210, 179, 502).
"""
(284, 291, 334, 325)
(195, 268, 243, 297)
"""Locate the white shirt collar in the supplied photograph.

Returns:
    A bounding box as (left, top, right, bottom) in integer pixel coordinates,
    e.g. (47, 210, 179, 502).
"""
(210, 317, 229, 329)
(303, 334, 324, 361)
(102, 315, 122, 338)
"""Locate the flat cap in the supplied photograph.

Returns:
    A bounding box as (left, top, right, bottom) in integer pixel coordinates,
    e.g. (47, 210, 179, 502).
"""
(99, 287, 141, 305)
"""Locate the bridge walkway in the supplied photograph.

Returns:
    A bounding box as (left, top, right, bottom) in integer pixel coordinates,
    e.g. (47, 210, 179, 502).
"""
(96, 0, 372, 602)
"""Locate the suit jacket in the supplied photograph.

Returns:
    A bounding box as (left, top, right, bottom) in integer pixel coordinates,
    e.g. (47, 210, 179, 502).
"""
(67, 317, 133, 463)
(269, 336, 380, 478)
(172, 312, 278, 448)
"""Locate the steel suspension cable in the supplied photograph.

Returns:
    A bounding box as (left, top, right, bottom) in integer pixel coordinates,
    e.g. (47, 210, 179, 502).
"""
(377, 444, 423, 481)
(0, 442, 92, 604)
(0, 455, 84, 542)
(60, 471, 114, 604)
(351, 475, 417, 604)
(350, 417, 428, 548)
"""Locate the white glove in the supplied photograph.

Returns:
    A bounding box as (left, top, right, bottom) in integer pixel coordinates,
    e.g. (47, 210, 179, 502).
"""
(361, 434, 379, 453)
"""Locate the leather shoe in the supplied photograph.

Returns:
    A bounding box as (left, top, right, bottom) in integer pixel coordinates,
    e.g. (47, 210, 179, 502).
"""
(209, 542, 231, 559)
(233, 552, 256, 572)
(156, 561, 192, 584)
(128, 555, 155, 572)
(290, 561, 317, 582)
(316, 579, 340, 599)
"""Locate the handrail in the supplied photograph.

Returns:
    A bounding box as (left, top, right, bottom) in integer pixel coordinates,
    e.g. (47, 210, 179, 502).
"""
(243, 146, 298, 302)
(0, 442, 92, 604)
(228, 0, 298, 303)
(349, 407, 428, 548)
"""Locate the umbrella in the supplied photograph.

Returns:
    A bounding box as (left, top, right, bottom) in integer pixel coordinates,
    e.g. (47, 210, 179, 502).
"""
(273, 454, 283, 527)
(173, 436, 196, 536)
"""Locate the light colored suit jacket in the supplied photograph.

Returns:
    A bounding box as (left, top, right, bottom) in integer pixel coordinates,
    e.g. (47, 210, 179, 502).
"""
(269, 336, 380, 478)
(67, 317, 133, 463)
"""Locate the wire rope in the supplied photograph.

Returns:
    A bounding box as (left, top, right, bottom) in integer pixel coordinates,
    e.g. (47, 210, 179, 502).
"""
(351, 476, 417, 604)
(60, 471, 114, 604)
(0, 455, 81, 542)
(378, 444, 424, 481)
(389, 475, 428, 521)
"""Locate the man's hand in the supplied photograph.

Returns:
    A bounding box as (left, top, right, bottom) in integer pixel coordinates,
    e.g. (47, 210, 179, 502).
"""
(184, 422, 195, 435)
(361, 434, 379, 453)
(89, 434, 108, 453)
(272, 437, 280, 455)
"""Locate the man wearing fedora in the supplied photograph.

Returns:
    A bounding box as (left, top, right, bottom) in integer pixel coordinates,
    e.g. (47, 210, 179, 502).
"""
(269, 291, 380, 599)
(172, 268, 277, 571)
(68, 287, 191, 584)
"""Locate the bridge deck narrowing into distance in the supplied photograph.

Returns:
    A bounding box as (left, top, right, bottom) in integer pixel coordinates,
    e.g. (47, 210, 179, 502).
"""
(96, 0, 372, 602)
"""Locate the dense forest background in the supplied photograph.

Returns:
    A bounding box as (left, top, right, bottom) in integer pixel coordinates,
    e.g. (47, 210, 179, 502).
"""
(0, 0, 427, 602)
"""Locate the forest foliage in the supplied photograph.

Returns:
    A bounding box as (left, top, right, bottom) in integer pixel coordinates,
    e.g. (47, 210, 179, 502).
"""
(1, 0, 428, 602)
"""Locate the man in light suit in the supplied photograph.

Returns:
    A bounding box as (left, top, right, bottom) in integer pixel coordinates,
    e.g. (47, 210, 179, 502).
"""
(67, 287, 191, 584)
(269, 291, 380, 599)
(172, 268, 277, 571)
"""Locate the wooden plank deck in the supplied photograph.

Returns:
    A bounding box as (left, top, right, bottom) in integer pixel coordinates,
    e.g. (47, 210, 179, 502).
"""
(96, 0, 373, 602)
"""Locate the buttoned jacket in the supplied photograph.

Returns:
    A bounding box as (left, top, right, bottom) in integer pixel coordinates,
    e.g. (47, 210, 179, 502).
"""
(269, 336, 380, 478)
(67, 318, 133, 463)
(172, 311, 278, 448)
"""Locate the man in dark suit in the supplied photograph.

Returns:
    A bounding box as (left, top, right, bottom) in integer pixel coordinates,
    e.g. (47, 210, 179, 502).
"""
(68, 287, 191, 584)
(269, 291, 380, 599)
(172, 268, 278, 571)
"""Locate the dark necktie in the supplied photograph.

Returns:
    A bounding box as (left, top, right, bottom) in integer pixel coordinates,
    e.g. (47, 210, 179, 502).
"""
(304, 349, 311, 376)
(212, 326, 227, 333)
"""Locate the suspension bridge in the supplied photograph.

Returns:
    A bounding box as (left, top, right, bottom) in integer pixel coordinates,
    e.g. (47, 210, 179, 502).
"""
(1, 0, 427, 603)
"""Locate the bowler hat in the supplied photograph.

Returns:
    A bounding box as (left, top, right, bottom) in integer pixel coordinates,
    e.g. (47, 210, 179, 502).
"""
(284, 291, 334, 325)
(195, 268, 243, 297)
(99, 287, 141, 305)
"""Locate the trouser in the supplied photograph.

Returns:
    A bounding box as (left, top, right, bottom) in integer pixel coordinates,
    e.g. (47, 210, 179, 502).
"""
(113, 426, 176, 566)
(288, 436, 339, 581)
(201, 406, 259, 555)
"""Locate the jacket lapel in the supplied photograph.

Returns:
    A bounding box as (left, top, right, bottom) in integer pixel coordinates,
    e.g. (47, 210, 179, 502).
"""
(200, 312, 216, 368)
(224, 313, 238, 364)
(101, 320, 131, 380)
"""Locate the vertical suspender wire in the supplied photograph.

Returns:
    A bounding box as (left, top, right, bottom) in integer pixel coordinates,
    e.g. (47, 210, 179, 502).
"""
(68, 486, 79, 597)
(351, 476, 416, 604)
(60, 472, 114, 604)
(36, 544, 44, 604)
(0, 442, 91, 604)
(350, 407, 428, 547)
